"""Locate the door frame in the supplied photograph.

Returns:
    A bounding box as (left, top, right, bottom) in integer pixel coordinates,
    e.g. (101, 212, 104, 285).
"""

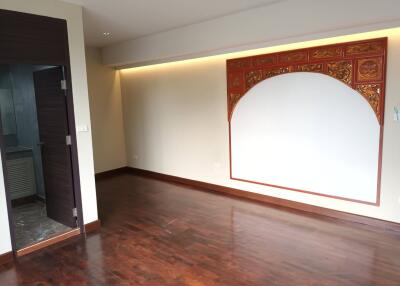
(0, 64, 85, 252)
(0, 9, 85, 252)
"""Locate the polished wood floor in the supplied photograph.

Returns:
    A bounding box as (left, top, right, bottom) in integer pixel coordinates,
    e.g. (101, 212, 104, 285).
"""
(1, 173, 400, 285)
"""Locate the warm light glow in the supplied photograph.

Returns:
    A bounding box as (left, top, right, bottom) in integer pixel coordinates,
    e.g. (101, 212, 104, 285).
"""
(119, 27, 400, 73)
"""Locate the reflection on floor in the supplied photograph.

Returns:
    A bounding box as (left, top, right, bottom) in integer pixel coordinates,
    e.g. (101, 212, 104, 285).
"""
(1, 174, 400, 285)
(12, 201, 72, 249)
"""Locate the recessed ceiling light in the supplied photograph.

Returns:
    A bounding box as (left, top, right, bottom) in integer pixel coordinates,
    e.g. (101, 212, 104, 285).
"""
(103, 32, 111, 37)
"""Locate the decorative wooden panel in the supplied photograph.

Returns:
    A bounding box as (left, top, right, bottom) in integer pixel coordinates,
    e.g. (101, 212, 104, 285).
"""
(226, 38, 387, 124)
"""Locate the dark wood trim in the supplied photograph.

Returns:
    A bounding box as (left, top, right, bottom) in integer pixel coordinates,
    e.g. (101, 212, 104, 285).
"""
(230, 176, 379, 206)
(95, 167, 130, 180)
(63, 59, 84, 233)
(16, 228, 81, 257)
(127, 167, 400, 235)
(0, 9, 69, 65)
(84, 220, 101, 234)
(0, 251, 13, 266)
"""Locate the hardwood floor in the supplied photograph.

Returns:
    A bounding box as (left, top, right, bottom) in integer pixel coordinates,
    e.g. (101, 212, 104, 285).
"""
(1, 173, 400, 285)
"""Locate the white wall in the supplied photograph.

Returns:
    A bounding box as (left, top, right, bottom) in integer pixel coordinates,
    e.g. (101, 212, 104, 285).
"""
(0, 0, 98, 255)
(119, 28, 400, 223)
(86, 47, 127, 173)
(103, 0, 400, 68)
(231, 73, 380, 204)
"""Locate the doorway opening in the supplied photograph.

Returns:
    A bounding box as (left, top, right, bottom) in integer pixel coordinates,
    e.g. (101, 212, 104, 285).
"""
(0, 64, 79, 252)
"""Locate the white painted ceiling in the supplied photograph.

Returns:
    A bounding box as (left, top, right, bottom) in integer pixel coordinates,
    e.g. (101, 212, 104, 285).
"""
(62, 0, 282, 47)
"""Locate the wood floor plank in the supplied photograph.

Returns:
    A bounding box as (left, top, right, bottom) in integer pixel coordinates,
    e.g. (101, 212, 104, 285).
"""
(1, 173, 400, 285)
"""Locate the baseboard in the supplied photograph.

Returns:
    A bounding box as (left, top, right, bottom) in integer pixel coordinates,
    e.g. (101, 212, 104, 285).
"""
(126, 167, 400, 235)
(84, 220, 101, 234)
(11, 195, 36, 207)
(0, 251, 13, 266)
(12, 195, 45, 207)
(95, 167, 130, 180)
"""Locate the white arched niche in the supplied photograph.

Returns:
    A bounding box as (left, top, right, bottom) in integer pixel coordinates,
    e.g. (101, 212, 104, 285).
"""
(230, 72, 380, 203)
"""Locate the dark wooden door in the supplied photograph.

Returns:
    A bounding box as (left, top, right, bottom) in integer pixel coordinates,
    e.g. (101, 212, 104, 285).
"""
(33, 67, 76, 228)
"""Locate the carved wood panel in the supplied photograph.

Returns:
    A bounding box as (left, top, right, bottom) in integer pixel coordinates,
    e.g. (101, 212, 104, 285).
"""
(226, 38, 387, 124)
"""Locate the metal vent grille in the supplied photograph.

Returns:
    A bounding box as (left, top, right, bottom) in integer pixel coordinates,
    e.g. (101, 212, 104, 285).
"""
(6, 157, 36, 200)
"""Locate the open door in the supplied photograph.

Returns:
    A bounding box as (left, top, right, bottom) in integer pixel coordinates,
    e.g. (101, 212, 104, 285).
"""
(33, 67, 76, 228)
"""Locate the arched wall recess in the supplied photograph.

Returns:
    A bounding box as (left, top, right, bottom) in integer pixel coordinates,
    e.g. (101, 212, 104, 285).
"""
(227, 38, 387, 205)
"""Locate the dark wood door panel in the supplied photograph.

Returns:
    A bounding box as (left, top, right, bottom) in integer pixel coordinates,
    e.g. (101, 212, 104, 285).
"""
(33, 67, 76, 228)
(0, 9, 68, 65)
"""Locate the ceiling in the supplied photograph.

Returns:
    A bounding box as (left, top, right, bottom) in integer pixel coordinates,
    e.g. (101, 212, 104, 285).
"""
(62, 0, 282, 47)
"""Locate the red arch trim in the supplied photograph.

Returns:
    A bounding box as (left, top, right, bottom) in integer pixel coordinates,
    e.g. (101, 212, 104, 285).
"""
(226, 38, 387, 125)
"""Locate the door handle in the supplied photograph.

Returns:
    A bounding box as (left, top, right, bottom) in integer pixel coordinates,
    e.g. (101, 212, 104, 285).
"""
(37, 142, 44, 146)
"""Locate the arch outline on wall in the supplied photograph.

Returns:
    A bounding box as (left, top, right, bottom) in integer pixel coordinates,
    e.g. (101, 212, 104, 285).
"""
(226, 37, 387, 205)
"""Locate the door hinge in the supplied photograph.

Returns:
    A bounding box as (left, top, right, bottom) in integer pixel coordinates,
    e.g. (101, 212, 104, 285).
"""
(61, 79, 67, 90)
(72, 207, 78, 217)
(66, 135, 72, 146)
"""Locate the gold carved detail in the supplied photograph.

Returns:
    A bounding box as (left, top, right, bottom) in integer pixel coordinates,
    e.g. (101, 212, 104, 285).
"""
(356, 84, 381, 122)
(264, 67, 291, 79)
(230, 92, 242, 103)
(346, 42, 384, 55)
(327, 61, 352, 85)
(245, 70, 263, 89)
(228, 59, 251, 70)
(297, 63, 323, 72)
(232, 77, 241, 88)
(253, 56, 274, 67)
(229, 93, 243, 117)
(357, 57, 383, 81)
(279, 52, 307, 63)
(311, 47, 342, 59)
(228, 73, 242, 88)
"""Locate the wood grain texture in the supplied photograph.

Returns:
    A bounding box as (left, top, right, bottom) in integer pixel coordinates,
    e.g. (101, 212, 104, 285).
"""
(33, 67, 76, 228)
(126, 167, 400, 235)
(0, 252, 13, 267)
(0, 173, 399, 285)
(0, 9, 68, 65)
